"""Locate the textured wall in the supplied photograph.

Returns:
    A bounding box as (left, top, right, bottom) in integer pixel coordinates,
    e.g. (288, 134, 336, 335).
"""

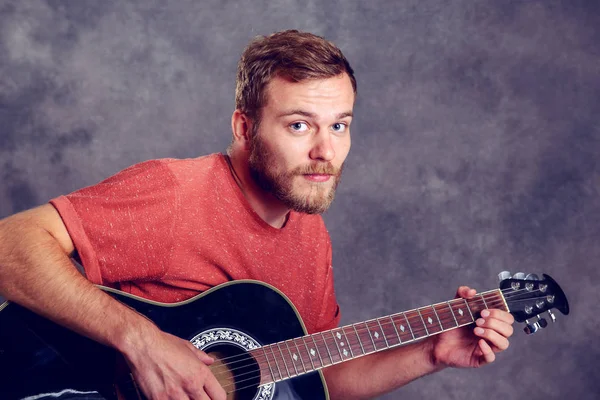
(1, 1, 598, 399)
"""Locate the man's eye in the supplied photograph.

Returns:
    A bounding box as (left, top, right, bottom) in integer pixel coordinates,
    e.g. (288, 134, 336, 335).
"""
(332, 123, 347, 132)
(290, 122, 309, 132)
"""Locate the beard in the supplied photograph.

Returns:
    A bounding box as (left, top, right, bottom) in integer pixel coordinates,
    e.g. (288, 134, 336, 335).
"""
(248, 133, 343, 214)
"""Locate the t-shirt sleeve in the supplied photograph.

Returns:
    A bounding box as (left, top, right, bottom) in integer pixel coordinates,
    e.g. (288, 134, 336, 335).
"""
(313, 241, 341, 332)
(49, 160, 180, 286)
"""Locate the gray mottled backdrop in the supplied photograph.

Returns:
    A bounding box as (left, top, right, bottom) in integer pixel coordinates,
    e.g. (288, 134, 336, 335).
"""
(1, 1, 598, 399)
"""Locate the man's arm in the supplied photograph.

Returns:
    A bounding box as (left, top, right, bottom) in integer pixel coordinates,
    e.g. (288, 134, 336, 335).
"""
(0, 204, 226, 400)
(322, 339, 440, 400)
(322, 287, 514, 400)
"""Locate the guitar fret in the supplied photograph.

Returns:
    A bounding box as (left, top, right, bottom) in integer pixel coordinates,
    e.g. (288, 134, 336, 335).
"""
(259, 347, 274, 383)
(301, 337, 317, 370)
(431, 305, 442, 327)
(363, 322, 380, 350)
(377, 316, 400, 347)
(343, 325, 365, 356)
(340, 327, 355, 358)
(446, 301, 459, 327)
(449, 299, 473, 325)
(464, 298, 475, 320)
(270, 345, 283, 380)
(320, 332, 334, 365)
(419, 306, 443, 334)
(406, 310, 428, 339)
(263, 346, 280, 381)
(402, 313, 416, 340)
(416, 308, 430, 336)
(324, 331, 342, 363)
(391, 314, 412, 343)
(277, 342, 292, 378)
(480, 294, 489, 309)
(433, 303, 453, 330)
(284, 340, 299, 376)
(293, 339, 307, 373)
(376, 319, 390, 348)
(352, 324, 367, 354)
(310, 335, 325, 368)
(329, 330, 345, 361)
(389, 316, 402, 345)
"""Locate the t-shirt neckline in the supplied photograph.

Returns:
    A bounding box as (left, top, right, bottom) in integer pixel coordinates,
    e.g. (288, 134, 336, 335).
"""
(216, 153, 297, 234)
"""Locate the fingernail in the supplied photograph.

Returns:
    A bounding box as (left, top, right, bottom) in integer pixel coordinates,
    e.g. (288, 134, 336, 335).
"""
(476, 318, 485, 326)
(474, 327, 484, 335)
(481, 310, 490, 317)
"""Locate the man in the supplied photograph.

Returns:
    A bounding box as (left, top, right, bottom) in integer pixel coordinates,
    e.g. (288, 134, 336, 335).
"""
(0, 30, 514, 399)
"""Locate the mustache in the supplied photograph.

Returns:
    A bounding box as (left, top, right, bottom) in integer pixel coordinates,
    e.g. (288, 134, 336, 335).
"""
(292, 162, 341, 176)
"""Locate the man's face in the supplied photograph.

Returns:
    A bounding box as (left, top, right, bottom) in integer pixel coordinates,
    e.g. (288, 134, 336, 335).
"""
(248, 73, 354, 214)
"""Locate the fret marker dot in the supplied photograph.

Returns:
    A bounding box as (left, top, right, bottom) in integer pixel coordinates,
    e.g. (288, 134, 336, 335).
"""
(340, 342, 345, 346)
(400, 325, 405, 332)
(427, 317, 433, 325)
(310, 349, 316, 357)
(458, 309, 464, 316)
(292, 354, 298, 361)
(374, 332, 379, 339)
(336, 332, 342, 340)
(343, 349, 348, 357)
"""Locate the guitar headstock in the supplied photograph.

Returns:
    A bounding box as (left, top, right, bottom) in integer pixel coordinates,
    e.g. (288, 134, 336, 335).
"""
(498, 272, 569, 334)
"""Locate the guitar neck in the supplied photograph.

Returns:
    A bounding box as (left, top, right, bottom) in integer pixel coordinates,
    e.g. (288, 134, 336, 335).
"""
(252, 289, 507, 385)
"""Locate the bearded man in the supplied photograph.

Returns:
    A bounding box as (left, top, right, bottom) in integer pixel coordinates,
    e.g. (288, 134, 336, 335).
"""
(0, 30, 514, 400)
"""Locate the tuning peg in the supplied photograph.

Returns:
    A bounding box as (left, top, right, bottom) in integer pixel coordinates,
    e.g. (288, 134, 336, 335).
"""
(524, 319, 540, 335)
(536, 315, 548, 328)
(547, 310, 556, 323)
(498, 271, 512, 282)
(513, 272, 526, 280)
(525, 273, 540, 280)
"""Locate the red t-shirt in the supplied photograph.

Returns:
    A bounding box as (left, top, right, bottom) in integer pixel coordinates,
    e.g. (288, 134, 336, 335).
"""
(50, 153, 340, 333)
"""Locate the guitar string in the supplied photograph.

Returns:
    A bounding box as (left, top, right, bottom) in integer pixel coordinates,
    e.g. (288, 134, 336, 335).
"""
(212, 296, 551, 386)
(213, 297, 506, 388)
(208, 284, 544, 368)
(207, 291, 500, 372)
(217, 295, 516, 394)
(220, 295, 558, 395)
(209, 289, 556, 394)
(207, 285, 547, 376)
(208, 291, 541, 384)
(208, 287, 550, 380)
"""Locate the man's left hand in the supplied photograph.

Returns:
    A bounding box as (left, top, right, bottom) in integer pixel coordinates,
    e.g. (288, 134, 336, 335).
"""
(430, 286, 515, 368)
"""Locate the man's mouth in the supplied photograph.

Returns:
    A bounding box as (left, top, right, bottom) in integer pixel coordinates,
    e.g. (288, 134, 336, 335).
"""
(303, 174, 332, 182)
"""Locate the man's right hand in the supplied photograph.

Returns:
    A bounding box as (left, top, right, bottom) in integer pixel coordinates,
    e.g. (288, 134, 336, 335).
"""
(123, 328, 227, 400)
(0, 206, 227, 400)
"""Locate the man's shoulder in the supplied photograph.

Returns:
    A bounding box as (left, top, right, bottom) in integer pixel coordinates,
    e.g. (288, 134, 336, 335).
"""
(128, 153, 227, 184)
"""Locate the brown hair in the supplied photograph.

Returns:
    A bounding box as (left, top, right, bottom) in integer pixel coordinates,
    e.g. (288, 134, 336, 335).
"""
(235, 30, 357, 127)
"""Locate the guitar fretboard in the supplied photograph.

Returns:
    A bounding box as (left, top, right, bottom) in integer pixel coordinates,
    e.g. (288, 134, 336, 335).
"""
(250, 289, 507, 385)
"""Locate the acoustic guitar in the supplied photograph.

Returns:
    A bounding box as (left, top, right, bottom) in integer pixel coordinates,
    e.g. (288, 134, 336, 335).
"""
(0, 272, 569, 399)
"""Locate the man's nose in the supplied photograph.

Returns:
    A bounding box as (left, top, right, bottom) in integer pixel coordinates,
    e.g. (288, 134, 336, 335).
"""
(309, 132, 335, 162)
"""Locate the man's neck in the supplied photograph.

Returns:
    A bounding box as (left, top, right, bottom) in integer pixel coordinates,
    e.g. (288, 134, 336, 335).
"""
(225, 153, 290, 229)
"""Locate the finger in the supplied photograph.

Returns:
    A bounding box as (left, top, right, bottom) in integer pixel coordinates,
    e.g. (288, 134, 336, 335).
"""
(186, 342, 215, 364)
(205, 374, 227, 400)
(478, 339, 496, 364)
(474, 326, 510, 351)
(482, 309, 515, 325)
(476, 315, 514, 339)
(197, 351, 215, 365)
(456, 286, 477, 299)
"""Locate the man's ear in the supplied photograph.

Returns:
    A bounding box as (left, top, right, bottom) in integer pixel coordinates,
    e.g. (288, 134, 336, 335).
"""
(231, 110, 253, 151)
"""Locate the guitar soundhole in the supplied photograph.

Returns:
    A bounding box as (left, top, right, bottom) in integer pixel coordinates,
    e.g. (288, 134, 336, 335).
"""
(190, 328, 274, 400)
(207, 343, 261, 400)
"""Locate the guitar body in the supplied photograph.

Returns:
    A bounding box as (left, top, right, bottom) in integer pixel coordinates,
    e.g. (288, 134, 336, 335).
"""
(0, 281, 329, 400)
